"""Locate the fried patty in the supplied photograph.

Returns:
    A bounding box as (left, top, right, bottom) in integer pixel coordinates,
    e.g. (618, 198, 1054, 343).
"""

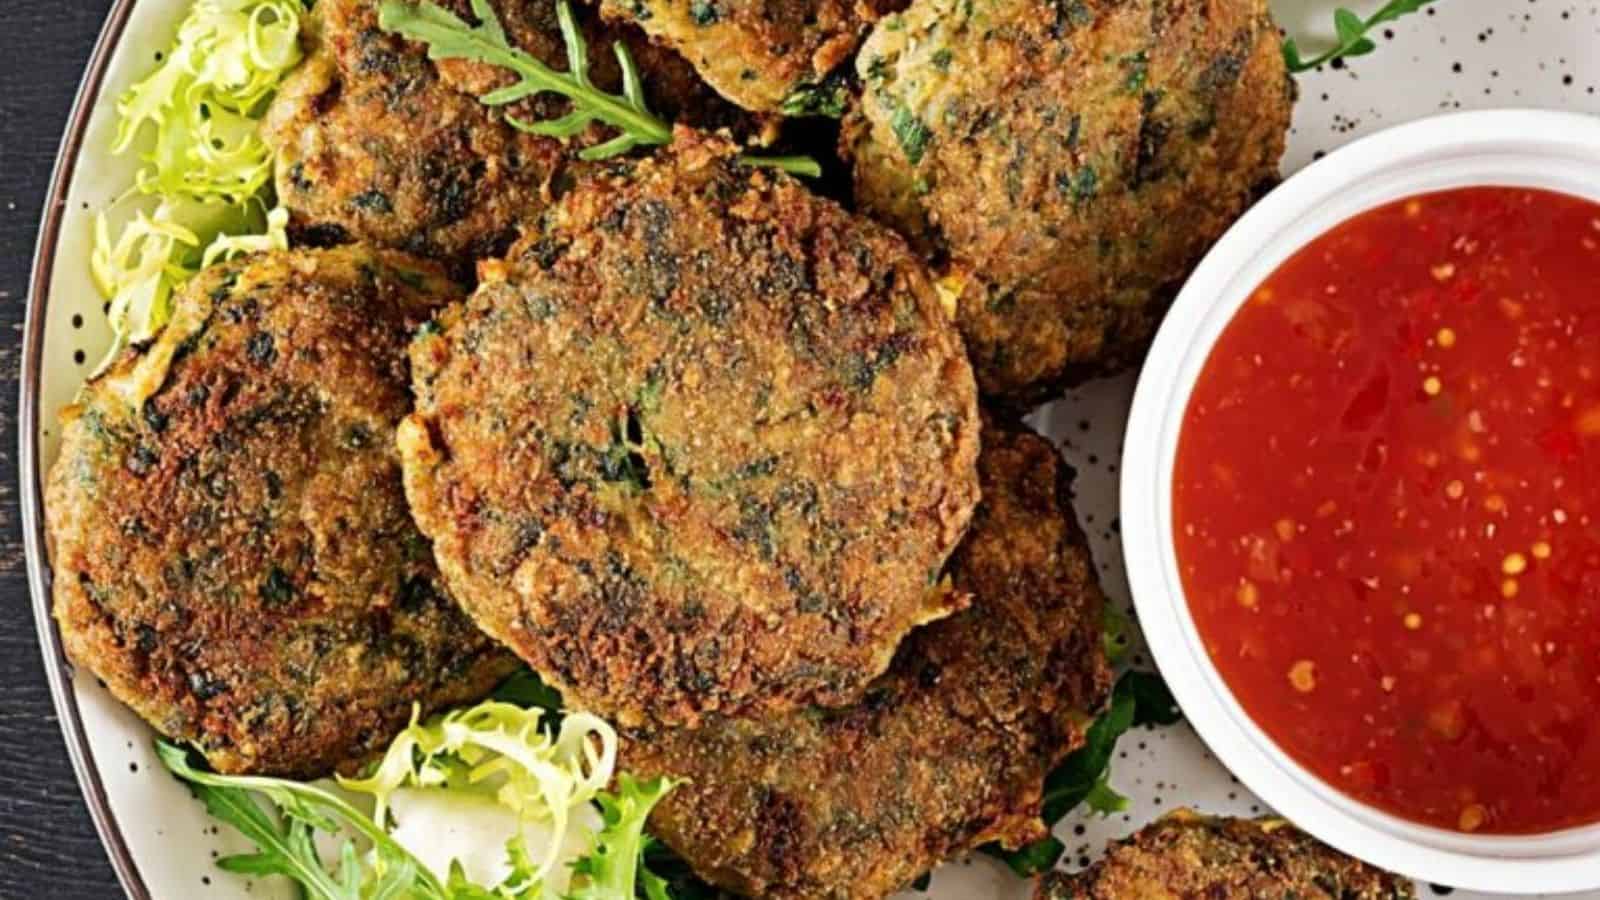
(398, 131, 981, 727)
(263, 0, 755, 280)
(46, 247, 519, 778)
(843, 0, 1292, 405)
(1037, 811, 1416, 900)
(620, 422, 1113, 899)
(596, 0, 898, 113)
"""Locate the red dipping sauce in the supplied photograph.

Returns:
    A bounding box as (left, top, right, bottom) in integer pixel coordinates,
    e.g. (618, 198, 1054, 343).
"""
(1174, 186, 1600, 835)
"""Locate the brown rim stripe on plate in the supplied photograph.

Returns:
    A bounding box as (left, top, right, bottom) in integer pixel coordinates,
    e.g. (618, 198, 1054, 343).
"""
(22, 1, 151, 898)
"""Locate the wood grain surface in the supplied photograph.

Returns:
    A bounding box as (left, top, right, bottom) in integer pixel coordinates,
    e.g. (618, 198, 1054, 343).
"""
(1, 2, 124, 897)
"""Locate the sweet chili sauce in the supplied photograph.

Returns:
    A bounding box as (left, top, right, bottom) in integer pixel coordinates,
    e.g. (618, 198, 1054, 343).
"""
(1174, 186, 1600, 834)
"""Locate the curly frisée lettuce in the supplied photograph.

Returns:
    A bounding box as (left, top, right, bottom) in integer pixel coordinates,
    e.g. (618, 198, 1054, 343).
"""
(90, 204, 289, 374)
(113, 0, 303, 204)
(159, 698, 677, 899)
(90, 0, 301, 374)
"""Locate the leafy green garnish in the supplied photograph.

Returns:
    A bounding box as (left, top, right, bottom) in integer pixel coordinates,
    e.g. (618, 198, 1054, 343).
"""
(1283, 0, 1438, 73)
(569, 775, 675, 900)
(379, 0, 668, 159)
(1101, 604, 1132, 663)
(92, 0, 301, 374)
(491, 666, 567, 712)
(91, 202, 289, 374)
(157, 740, 447, 898)
(983, 670, 1181, 877)
(114, 0, 304, 205)
(378, 0, 820, 176)
(161, 691, 680, 898)
(339, 702, 623, 891)
(202, 205, 291, 268)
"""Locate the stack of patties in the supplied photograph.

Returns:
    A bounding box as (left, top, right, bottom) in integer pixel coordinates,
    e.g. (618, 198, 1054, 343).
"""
(394, 130, 1116, 897)
(49, 0, 1299, 894)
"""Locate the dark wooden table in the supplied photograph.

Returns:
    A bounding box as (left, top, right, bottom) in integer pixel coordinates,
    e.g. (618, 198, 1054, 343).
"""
(1, 2, 124, 897)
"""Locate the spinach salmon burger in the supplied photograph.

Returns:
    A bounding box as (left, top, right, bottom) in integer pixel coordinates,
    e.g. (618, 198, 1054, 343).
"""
(1036, 810, 1416, 900)
(594, 0, 902, 114)
(620, 422, 1114, 899)
(398, 130, 982, 727)
(45, 246, 519, 778)
(843, 0, 1293, 406)
(263, 0, 757, 280)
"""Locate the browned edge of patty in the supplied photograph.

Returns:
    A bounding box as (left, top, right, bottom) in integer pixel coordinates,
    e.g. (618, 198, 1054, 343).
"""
(618, 420, 1114, 899)
(46, 246, 519, 777)
(263, 0, 767, 280)
(1036, 810, 1417, 900)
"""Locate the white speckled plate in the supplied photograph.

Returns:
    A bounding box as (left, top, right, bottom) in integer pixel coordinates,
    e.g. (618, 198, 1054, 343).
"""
(21, 1, 1600, 898)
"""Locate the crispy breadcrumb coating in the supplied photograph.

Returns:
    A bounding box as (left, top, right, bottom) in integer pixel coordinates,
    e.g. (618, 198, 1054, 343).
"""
(47, 247, 518, 777)
(399, 131, 981, 727)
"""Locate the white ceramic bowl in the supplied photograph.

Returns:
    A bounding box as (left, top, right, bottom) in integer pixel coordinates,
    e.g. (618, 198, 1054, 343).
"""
(1121, 108, 1600, 895)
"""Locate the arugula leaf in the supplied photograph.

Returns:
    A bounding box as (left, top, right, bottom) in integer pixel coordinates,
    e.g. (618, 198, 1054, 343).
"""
(380, 0, 819, 175)
(1121, 669, 1181, 727)
(380, 0, 670, 159)
(1082, 773, 1129, 816)
(491, 666, 566, 712)
(1101, 604, 1132, 663)
(157, 740, 448, 899)
(1283, 0, 1438, 73)
(990, 836, 1065, 879)
(981, 670, 1181, 877)
(737, 155, 824, 178)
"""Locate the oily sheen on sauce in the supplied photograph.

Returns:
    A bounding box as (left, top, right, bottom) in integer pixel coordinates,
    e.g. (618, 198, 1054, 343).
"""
(1175, 186, 1600, 835)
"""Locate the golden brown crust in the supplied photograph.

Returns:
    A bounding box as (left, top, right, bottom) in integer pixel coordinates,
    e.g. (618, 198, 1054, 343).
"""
(263, 0, 755, 279)
(46, 247, 519, 778)
(399, 131, 981, 727)
(622, 422, 1114, 899)
(1036, 811, 1416, 900)
(843, 0, 1293, 406)
(596, 0, 900, 112)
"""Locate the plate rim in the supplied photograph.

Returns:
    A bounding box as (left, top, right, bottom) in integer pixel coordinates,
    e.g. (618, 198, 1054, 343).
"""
(20, 1, 151, 898)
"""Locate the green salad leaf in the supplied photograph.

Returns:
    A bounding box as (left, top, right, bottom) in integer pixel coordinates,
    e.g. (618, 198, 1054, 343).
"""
(1101, 603, 1132, 663)
(90, 201, 288, 374)
(1283, 0, 1439, 73)
(157, 740, 446, 898)
(378, 0, 821, 177)
(91, 0, 303, 375)
(380, 0, 670, 160)
(983, 670, 1181, 877)
(161, 683, 680, 899)
(338, 701, 625, 892)
(568, 775, 675, 900)
(114, 0, 304, 204)
(90, 205, 200, 360)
